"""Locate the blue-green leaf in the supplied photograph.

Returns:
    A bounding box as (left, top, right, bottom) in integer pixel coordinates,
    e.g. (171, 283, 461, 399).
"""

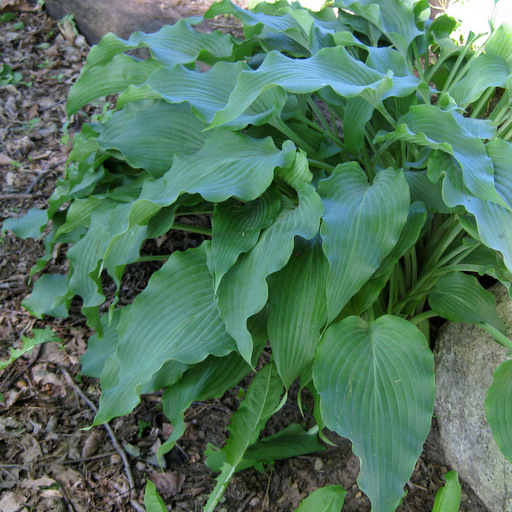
(94, 242, 236, 424)
(267, 235, 328, 388)
(379, 105, 507, 208)
(217, 183, 323, 363)
(428, 271, 506, 333)
(318, 164, 410, 322)
(314, 315, 435, 512)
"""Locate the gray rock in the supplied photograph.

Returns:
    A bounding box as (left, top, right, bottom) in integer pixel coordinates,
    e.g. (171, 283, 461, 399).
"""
(435, 283, 512, 512)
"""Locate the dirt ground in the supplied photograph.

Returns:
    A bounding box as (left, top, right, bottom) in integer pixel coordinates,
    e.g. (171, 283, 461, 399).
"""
(0, 2, 490, 511)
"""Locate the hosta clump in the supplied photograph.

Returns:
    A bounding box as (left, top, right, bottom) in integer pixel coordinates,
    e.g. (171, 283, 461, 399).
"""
(4, 0, 512, 510)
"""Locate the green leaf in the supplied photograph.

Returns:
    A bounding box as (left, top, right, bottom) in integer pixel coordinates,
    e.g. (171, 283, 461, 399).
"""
(217, 182, 324, 363)
(449, 53, 510, 107)
(352, 201, 427, 315)
(139, 131, 296, 206)
(485, 359, 512, 463)
(428, 272, 506, 333)
(404, 170, 452, 214)
(380, 105, 507, 208)
(96, 101, 210, 178)
(204, 362, 284, 512)
(159, 351, 254, 459)
(128, 20, 234, 67)
(144, 480, 167, 512)
(333, 0, 422, 55)
(209, 45, 418, 129)
(318, 164, 410, 322)
(0, 328, 62, 371)
(239, 424, 326, 472)
(313, 315, 435, 512)
(267, 235, 328, 388)
(94, 242, 236, 424)
(22, 274, 73, 319)
(128, 61, 291, 130)
(295, 485, 347, 512)
(67, 50, 160, 115)
(432, 471, 461, 512)
(211, 185, 282, 291)
(2, 208, 48, 239)
(439, 146, 512, 271)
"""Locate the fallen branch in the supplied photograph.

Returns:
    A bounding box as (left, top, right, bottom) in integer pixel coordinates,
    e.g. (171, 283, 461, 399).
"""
(60, 367, 145, 512)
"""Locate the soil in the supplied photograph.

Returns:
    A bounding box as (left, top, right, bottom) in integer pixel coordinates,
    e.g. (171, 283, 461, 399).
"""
(0, 2, 490, 511)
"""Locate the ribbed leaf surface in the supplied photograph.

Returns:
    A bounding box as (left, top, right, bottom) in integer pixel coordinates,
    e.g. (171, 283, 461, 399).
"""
(318, 164, 409, 322)
(94, 243, 236, 424)
(211, 185, 282, 290)
(217, 183, 323, 363)
(96, 101, 209, 178)
(267, 236, 328, 388)
(209, 45, 419, 129)
(428, 272, 506, 333)
(314, 315, 435, 512)
(485, 359, 512, 463)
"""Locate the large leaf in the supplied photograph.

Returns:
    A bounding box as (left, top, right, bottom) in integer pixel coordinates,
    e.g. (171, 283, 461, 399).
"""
(211, 185, 282, 291)
(333, 0, 422, 55)
(352, 201, 427, 315)
(314, 315, 435, 512)
(428, 272, 506, 333)
(126, 59, 293, 130)
(485, 359, 512, 463)
(93, 242, 236, 424)
(216, 183, 324, 363)
(96, 101, 210, 178)
(295, 485, 347, 512)
(318, 164, 410, 322)
(379, 105, 507, 208)
(2, 207, 49, 239)
(139, 131, 296, 205)
(438, 145, 512, 271)
(209, 45, 419, 129)
(449, 53, 510, 107)
(22, 274, 72, 319)
(267, 235, 328, 388)
(67, 21, 234, 115)
(204, 362, 284, 512)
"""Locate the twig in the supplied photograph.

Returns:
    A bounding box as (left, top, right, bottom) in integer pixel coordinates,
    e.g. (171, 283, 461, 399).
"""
(60, 367, 145, 512)
(25, 157, 67, 194)
(0, 194, 34, 200)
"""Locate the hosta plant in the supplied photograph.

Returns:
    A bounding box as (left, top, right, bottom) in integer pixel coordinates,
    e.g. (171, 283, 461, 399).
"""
(4, 0, 512, 510)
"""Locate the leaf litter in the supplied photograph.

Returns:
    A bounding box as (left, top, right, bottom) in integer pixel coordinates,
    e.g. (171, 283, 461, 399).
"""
(0, 2, 489, 511)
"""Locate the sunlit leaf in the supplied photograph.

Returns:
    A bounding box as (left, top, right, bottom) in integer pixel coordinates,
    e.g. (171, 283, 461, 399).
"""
(295, 485, 346, 512)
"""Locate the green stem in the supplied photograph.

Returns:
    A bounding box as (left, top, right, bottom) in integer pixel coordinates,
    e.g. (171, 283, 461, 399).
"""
(490, 91, 511, 125)
(410, 310, 438, 326)
(271, 118, 316, 155)
(445, 41, 485, 92)
(172, 222, 212, 235)
(137, 255, 171, 262)
(412, 41, 425, 82)
(480, 322, 512, 353)
(470, 86, 495, 119)
(308, 99, 336, 137)
(307, 158, 336, 172)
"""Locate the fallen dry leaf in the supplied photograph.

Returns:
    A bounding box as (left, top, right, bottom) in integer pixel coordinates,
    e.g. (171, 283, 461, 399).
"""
(0, 491, 27, 512)
(150, 471, 185, 496)
(21, 476, 57, 489)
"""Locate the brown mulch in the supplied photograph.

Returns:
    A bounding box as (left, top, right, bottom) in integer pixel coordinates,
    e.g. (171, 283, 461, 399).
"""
(0, 2, 489, 511)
